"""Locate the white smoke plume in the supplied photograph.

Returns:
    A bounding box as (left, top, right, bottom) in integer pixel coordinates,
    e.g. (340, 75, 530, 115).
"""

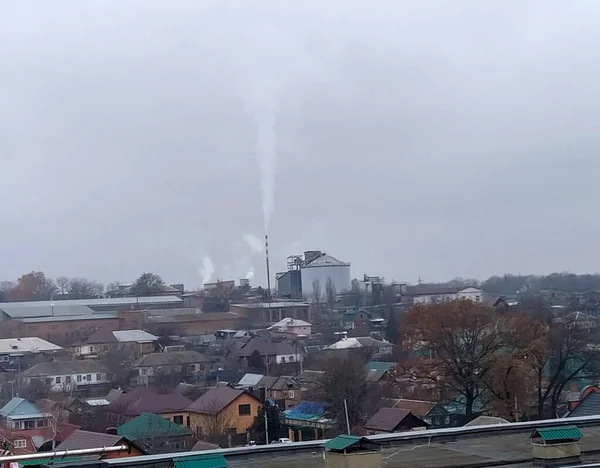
(255, 100, 276, 232)
(242, 233, 264, 255)
(199, 256, 215, 285)
(245, 267, 255, 280)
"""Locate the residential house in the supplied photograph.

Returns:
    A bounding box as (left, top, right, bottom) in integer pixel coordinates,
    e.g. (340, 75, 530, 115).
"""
(281, 401, 334, 441)
(105, 387, 192, 426)
(297, 370, 324, 394)
(66, 397, 112, 431)
(71, 330, 158, 358)
(132, 350, 212, 384)
(268, 318, 312, 336)
(267, 376, 302, 409)
(365, 361, 395, 382)
(187, 386, 262, 437)
(0, 337, 63, 371)
(363, 408, 429, 435)
(229, 336, 302, 369)
(566, 387, 600, 418)
(236, 373, 264, 389)
(57, 429, 146, 459)
(380, 398, 451, 428)
(0, 423, 79, 455)
(0, 398, 51, 430)
(403, 285, 483, 305)
(20, 361, 109, 393)
(327, 336, 393, 357)
(117, 413, 195, 454)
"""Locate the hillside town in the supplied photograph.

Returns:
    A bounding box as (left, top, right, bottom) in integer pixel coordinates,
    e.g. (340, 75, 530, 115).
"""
(0, 254, 600, 467)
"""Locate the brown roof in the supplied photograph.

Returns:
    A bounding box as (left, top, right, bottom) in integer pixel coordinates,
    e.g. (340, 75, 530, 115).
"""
(230, 336, 296, 358)
(106, 387, 192, 416)
(188, 387, 259, 414)
(364, 408, 428, 432)
(384, 398, 437, 417)
(80, 329, 118, 345)
(58, 429, 123, 450)
(192, 440, 221, 451)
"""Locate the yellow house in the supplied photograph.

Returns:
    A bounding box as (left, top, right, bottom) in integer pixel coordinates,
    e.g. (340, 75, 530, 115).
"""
(187, 387, 262, 437)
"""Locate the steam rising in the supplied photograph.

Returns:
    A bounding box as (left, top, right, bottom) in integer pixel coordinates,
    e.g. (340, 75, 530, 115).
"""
(245, 267, 255, 280)
(242, 233, 264, 255)
(199, 256, 214, 285)
(255, 100, 276, 232)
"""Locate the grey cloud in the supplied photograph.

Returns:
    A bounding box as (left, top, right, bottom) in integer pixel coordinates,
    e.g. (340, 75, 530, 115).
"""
(1, 0, 600, 287)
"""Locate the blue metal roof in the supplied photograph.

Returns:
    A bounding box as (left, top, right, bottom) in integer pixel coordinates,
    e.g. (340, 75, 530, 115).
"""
(0, 397, 44, 419)
(283, 401, 326, 421)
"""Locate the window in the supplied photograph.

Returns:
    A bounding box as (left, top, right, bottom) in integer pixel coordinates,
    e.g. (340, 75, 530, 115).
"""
(89, 347, 94, 352)
(56, 377, 61, 384)
(45, 378, 53, 385)
(281, 356, 286, 363)
(86, 374, 92, 381)
(65, 376, 71, 384)
(96, 373, 102, 381)
(288, 390, 295, 399)
(76, 375, 82, 382)
(238, 404, 251, 416)
(173, 415, 184, 425)
(14, 440, 26, 449)
(141, 368, 148, 376)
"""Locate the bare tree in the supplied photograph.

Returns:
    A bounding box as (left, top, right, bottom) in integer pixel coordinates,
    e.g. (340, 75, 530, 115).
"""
(38, 400, 68, 449)
(311, 279, 322, 307)
(56, 276, 69, 295)
(325, 277, 337, 312)
(199, 399, 235, 439)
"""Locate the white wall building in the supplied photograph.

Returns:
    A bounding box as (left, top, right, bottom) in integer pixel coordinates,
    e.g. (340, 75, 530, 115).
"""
(20, 361, 108, 393)
(268, 318, 312, 336)
(407, 286, 483, 305)
(300, 251, 351, 299)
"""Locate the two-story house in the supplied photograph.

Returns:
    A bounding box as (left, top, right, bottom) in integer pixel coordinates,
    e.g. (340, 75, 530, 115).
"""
(0, 337, 63, 371)
(187, 387, 262, 437)
(0, 398, 51, 430)
(20, 361, 109, 393)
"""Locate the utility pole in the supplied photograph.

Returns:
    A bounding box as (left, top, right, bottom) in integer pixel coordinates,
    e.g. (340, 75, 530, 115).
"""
(343, 399, 351, 435)
(264, 409, 269, 445)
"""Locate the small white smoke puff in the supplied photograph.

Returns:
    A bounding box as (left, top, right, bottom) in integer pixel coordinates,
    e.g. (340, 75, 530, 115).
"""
(245, 267, 255, 280)
(199, 256, 215, 285)
(242, 233, 264, 255)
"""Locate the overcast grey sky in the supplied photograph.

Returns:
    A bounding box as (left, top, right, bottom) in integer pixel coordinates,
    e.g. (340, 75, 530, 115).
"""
(2, 1, 600, 288)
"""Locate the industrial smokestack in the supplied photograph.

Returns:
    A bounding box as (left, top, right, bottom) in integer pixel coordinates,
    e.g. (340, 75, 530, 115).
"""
(265, 234, 272, 323)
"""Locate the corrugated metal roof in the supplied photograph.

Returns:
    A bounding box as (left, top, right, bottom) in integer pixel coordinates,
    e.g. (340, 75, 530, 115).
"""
(322, 434, 361, 450)
(532, 425, 582, 441)
(0, 295, 182, 310)
(174, 454, 228, 468)
(20, 313, 116, 323)
(0, 397, 45, 419)
(113, 330, 158, 343)
(0, 337, 62, 354)
(303, 253, 349, 267)
(366, 361, 396, 372)
(84, 398, 110, 406)
(237, 373, 264, 387)
(118, 413, 191, 439)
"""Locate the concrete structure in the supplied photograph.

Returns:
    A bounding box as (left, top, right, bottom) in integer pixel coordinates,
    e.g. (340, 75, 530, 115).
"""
(230, 302, 310, 325)
(300, 251, 351, 299)
(531, 425, 582, 466)
(268, 318, 312, 336)
(404, 285, 483, 305)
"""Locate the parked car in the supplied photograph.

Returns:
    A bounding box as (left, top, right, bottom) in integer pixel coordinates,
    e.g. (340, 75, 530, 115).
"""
(270, 438, 292, 444)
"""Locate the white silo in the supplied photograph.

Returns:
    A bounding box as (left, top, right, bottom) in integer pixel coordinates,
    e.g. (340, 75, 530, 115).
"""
(300, 251, 351, 299)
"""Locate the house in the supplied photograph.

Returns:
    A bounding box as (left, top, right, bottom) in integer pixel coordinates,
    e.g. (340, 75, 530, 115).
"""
(381, 398, 451, 428)
(365, 361, 396, 384)
(105, 387, 192, 426)
(0, 422, 79, 454)
(20, 361, 109, 393)
(403, 285, 483, 305)
(327, 336, 393, 357)
(66, 397, 112, 431)
(268, 318, 312, 336)
(117, 413, 195, 454)
(297, 370, 324, 393)
(363, 408, 428, 435)
(71, 330, 158, 358)
(236, 373, 264, 389)
(0, 398, 51, 430)
(229, 336, 302, 368)
(566, 387, 600, 418)
(0, 337, 63, 370)
(187, 386, 262, 437)
(282, 401, 334, 441)
(132, 350, 212, 384)
(57, 429, 145, 459)
(268, 376, 302, 409)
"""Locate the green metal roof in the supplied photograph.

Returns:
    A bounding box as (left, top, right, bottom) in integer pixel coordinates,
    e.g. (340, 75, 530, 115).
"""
(531, 425, 582, 441)
(365, 361, 395, 372)
(118, 413, 191, 440)
(174, 454, 228, 468)
(322, 434, 362, 450)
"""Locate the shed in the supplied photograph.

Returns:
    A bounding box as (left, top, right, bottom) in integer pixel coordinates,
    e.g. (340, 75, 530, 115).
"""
(530, 425, 582, 467)
(322, 435, 381, 468)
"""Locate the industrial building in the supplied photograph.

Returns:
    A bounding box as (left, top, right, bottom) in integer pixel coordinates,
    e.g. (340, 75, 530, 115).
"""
(277, 250, 351, 300)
